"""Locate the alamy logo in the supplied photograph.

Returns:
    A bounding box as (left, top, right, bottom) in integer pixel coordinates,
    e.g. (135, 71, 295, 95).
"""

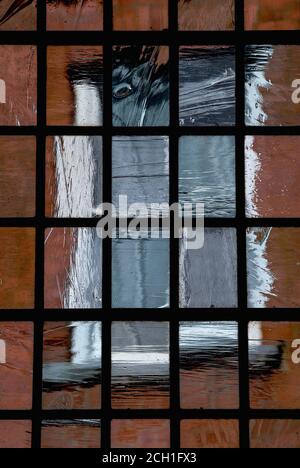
(95, 196, 205, 250)
(292, 339, 300, 364)
(0, 79, 6, 104)
(292, 79, 300, 104)
(0, 339, 6, 364)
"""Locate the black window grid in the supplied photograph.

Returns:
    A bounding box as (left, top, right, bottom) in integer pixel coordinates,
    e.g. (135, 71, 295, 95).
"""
(0, 0, 300, 450)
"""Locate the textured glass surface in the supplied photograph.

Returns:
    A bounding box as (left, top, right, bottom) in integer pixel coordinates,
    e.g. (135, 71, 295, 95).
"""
(247, 228, 300, 308)
(44, 228, 102, 309)
(179, 46, 235, 126)
(245, 45, 300, 126)
(43, 322, 101, 410)
(180, 322, 239, 408)
(112, 322, 169, 409)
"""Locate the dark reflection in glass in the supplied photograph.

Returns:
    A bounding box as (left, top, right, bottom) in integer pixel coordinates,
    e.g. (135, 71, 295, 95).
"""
(112, 235, 169, 308)
(112, 46, 169, 126)
(178, 0, 235, 31)
(112, 322, 169, 409)
(0, 421, 32, 448)
(0, 45, 37, 125)
(43, 322, 101, 410)
(245, 0, 300, 30)
(46, 136, 102, 218)
(179, 46, 235, 126)
(44, 228, 102, 309)
(111, 419, 170, 448)
(112, 136, 169, 216)
(179, 136, 236, 217)
(41, 420, 101, 448)
(0, 228, 35, 309)
(249, 322, 300, 409)
(47, 46, 103, 126)
(247, 228, 300, 308)
(245, 45, 300, 126)
(181, 420, 239, 448)
(0, 0, 36, 30)
(0, 136, 36, 217)
(251, 420, 300, 448)
(180, 228, 237, 308)
(0, 322, 33, 409)
(47, 0, 103, 31)
(180, 322, 239, 408)
(113, 0, 168, 31)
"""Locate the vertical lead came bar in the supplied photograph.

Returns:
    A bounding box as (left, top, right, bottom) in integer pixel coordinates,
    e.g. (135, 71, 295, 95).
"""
(235, 0, 250, 449)
(169, 0, 180, 450)
(32, 0, 46, 450)
(102, 0, 113, 450)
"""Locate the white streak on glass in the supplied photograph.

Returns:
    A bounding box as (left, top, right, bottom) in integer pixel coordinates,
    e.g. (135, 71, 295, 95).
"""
(245, 135, 261, 217)
(64, 228, 102, 309)
(247, 227, 276, 308)
(54, 135, 102, 218)
(74, 82, 102, 126)
(70, 322, 102, 364)
(245, 46, 273, 125)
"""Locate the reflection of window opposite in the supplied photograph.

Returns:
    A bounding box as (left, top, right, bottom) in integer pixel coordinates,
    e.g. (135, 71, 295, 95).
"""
(67, 59, 103, 126)
(0, 79, 6, 104)
(0, 339, 6, 364)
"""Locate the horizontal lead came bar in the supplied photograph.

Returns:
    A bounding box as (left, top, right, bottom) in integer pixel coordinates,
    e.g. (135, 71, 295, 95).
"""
(1, 31, 300, 44)
(1, 127, 300, 136)
(2, 218, 300, 228)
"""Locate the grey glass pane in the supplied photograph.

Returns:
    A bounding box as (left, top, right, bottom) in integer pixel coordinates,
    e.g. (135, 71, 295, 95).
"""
(112, 237, 169, 308)
(179, 135, 235, 217)
(180, 228, 237, 308)
(179, 46, 235, 126)
(112, 136, 169, 216)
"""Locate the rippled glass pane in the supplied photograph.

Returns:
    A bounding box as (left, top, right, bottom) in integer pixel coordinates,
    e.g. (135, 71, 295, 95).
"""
(0, 228, 35, 308)
(0, 136, 36, 217)
(0, 45, 37, 125)
(249, 322, 300, 408)
(41, 420, 101, 448)
(245, 0, 300, 30)
(0, 323, 33, 409)
(47, 0, 103, 30)
(45, 136, 102, 218)
(113, 0, 168, 30)
(0, 421, 31, 448)
(42, 322, 101, 409)
(180, 228, 237, 308)
(180, 322, 239, 408)
(246, 136, 300, 217)
(179, 46, 236, 126)
(112, 136, 169, 216)
(47, 46, 103, 126)
(112, 46, 169, 126)
(0, 0, 36, 30)
(181, 420, 239, 448)
(178, 0, 235, 31)
(247, 228, 300, 308)
(44, 228, 102, 309)
(112, 322, 169, 409)
(111, 420, 170, 448)
(245, 45, 300, 125)
(112, 236, 169, 308)
(179, 136, 236, 217)
(251, 420, 300, 448)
